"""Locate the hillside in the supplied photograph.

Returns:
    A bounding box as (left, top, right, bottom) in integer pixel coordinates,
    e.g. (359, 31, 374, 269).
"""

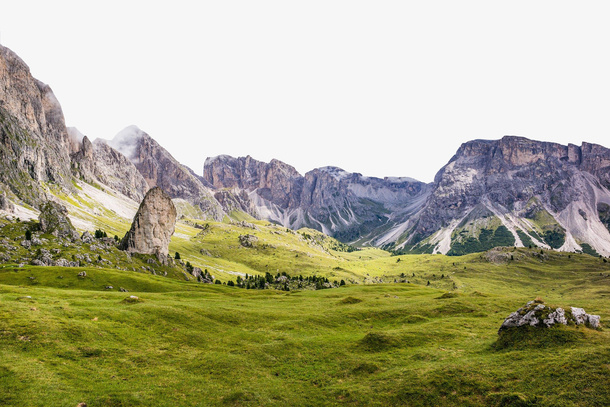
(1, 248, 609, 406)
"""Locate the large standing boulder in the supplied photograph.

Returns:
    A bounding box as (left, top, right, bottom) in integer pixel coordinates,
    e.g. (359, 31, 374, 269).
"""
(38, 201, 79, 240)
(119, 187, 176, 260)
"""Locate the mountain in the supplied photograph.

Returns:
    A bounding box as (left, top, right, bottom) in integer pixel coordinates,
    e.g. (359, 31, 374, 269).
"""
(394, 136, 610, 256)
(105, 126, 225, 221)
(204, 155, 432, 244)
(0, 44, 74, 206)
(2, 43, 610, 257)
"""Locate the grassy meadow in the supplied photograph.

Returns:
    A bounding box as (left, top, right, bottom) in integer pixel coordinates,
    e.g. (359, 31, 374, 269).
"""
(1, 235, 609, 406)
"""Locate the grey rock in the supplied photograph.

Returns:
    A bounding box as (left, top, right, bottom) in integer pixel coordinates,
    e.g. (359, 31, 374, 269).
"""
(20, 240, 31, 249)
(105, 286, 113, 290)
(38, 201, 79, 241)
(81, 231, 95, 244)
(0, 192, 14, 213)
(239, 234, 258, 248)
(500, 301, 602, 333)
(119, 187, 176, 258)
(570, 307, 588, 325)
(77, 271, 86, 277)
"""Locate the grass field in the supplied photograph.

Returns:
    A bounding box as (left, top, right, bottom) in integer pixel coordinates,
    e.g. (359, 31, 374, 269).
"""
(1, 241, 609, 406)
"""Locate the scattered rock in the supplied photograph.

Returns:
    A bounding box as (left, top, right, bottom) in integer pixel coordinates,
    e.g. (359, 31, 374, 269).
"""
(20, 240, 31, 249)
(77, 271, 87, 277)
(239, 234, 258, 248)
(499, 301, 601, 333)
(38, 201, 80, 240)
(119, 187, 176, 259)
(81, 231, 95, 244)
(105, 286, 113, 290)
(31, 237, 42, 246)
(119, 287, 128, 292)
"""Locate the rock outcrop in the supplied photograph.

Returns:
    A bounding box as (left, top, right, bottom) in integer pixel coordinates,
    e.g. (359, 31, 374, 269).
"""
(119, 187, 177, 259)
(38, 201, 79, 240)
(499, 300, 601, 333)
(0, 45, 74, 206)
(0, 191, 14, 213)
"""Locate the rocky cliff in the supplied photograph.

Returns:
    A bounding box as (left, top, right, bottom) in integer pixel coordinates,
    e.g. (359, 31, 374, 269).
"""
(394, 136, 610, 256)
(0, 44, 74, 206)
(69, 128, 150, 202)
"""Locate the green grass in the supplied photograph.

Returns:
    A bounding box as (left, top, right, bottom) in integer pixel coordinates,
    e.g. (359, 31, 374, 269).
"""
(1, 243, 609, 406)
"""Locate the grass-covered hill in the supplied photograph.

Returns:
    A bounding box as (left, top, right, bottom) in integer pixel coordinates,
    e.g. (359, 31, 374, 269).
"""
(1, 207, 609, 406)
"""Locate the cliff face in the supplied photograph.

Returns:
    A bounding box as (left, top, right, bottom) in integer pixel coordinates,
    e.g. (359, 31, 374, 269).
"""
(0, 45, 73, 205)
(401, 136, 610, 256)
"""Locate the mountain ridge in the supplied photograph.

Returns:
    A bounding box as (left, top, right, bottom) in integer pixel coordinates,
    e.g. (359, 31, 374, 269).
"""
(2, 43, 610, 256)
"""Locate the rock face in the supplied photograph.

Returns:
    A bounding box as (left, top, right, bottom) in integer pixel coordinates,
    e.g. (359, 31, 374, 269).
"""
(392, 136, 610, 256)
(119, 187, 177, 258)
(0, 191, 14, 213)
(38, 201, 79, 240)
(107, 126, 224, 220)
(204, 155, 431, 244)
(0, 45, 74, 206)
(70, 131, 150, 202)
(499, 301, 601, 333)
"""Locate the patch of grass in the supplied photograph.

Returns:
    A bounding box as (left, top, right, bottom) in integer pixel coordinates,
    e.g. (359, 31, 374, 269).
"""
(492, 326, 587, 350)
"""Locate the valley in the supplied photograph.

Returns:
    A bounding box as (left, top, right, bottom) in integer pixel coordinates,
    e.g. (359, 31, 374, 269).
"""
(1, 41, 610, 407)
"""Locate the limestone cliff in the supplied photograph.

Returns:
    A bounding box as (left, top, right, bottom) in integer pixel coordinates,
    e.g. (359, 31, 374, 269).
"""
(0, 44, 74, 206)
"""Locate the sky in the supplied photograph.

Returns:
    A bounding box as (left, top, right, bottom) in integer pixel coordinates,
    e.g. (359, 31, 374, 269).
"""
(1, 1, 610, 183)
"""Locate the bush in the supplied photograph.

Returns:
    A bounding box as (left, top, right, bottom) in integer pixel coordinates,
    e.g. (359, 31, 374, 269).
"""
(175, 252, 181, 260)
(185, 261, 193, 273)
(25, 230, 32, 241)
(214, 279, 222, 285)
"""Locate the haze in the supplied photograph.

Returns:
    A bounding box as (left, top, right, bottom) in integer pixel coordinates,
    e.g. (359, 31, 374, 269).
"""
(1, 1, 609, 182)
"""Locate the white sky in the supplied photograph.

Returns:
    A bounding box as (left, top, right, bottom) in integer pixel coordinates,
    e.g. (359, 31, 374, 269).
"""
(1, 1, 610, 183)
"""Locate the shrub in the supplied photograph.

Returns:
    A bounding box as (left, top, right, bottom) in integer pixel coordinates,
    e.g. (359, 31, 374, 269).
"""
(174, 252, 181, 260)
(25, 230, 32, 241)
(214, 279, 222, 285)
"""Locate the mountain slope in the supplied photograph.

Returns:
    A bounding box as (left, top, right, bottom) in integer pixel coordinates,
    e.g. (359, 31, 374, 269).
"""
(106, 126, 225, 221)
(394, 136, 610, 256)
(204, 155, 432, 244)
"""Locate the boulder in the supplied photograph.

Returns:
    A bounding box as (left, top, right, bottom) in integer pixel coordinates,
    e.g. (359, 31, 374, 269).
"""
(239, 234, 258, 248)
(38, 201, 79, 240)
(81, 231, 95, 244)
(499, 301, 601, 333)
(119, 187, 176, 258)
